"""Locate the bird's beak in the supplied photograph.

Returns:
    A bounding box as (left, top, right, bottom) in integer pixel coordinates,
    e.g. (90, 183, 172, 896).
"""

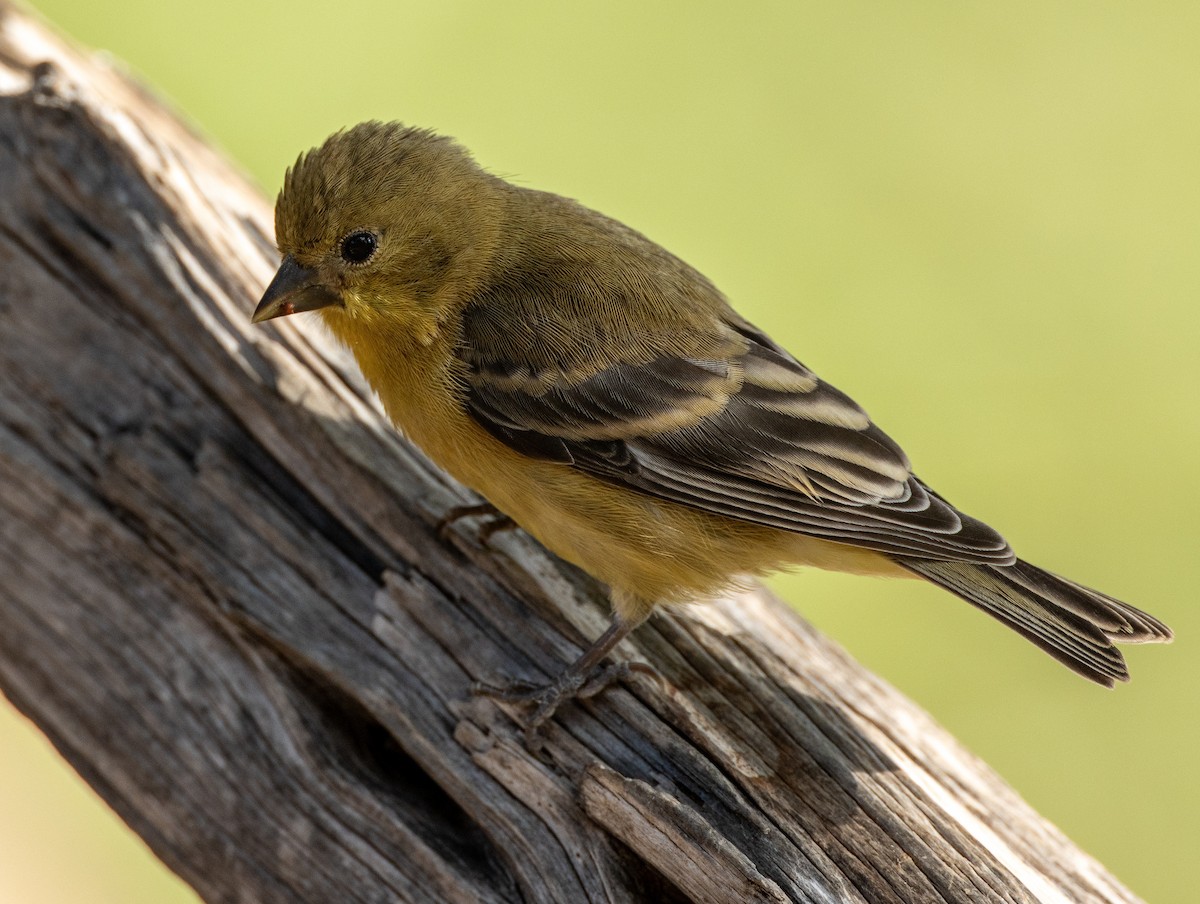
(252, 255, 343, 323)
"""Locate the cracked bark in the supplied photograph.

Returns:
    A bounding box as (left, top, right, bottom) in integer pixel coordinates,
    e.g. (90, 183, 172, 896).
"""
(0, 6, 1144, 903)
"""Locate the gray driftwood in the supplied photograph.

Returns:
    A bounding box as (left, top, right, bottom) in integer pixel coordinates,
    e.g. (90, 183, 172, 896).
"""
(0, 6, 1144, 903)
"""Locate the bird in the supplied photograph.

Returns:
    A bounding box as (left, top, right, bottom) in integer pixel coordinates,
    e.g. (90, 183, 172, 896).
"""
(252, 121, 1171, 735)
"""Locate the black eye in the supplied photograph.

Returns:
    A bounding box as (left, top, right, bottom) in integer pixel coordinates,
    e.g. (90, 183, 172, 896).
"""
(340, 231, 377, 264)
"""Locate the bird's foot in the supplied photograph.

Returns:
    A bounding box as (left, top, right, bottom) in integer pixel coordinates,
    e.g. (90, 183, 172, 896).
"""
(472, 673, 585, 749)
(473, 661, 656, 749)
(436, 502, 517, 545)
(578, 660, 658, 699)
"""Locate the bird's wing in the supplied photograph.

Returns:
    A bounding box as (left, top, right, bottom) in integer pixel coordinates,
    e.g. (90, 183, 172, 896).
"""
(457, 310, 1013, 563)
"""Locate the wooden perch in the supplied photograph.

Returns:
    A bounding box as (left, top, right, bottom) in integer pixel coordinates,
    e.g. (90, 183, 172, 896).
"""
(0, 6, 1145, 902)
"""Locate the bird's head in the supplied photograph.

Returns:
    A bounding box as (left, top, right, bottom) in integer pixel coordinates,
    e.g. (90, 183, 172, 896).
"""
(253, 121, 506, 341)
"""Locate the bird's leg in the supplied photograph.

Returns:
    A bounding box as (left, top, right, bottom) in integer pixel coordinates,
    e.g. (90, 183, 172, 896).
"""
(436, 501, 517, 545)
(474, 613, 653, 745)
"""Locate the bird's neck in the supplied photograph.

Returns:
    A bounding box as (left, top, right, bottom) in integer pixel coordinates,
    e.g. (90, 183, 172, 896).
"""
(320, 304, 467, 442)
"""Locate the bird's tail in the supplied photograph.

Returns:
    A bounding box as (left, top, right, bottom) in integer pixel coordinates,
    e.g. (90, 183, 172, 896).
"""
(895, 557, 1173, 686)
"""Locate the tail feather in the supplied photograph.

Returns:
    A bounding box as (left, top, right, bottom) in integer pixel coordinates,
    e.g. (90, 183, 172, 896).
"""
(1050, 575, 1173, 643)
(896, 557, 1172, 687)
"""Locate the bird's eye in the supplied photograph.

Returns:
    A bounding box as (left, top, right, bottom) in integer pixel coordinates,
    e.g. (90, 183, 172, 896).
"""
(340, 231, 378, 264)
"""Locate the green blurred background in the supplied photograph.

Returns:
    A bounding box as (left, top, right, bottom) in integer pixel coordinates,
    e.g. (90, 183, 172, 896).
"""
(2, 1, 1196, 901)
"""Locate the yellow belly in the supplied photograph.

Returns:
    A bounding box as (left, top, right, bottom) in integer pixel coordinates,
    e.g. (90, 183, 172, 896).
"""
(445, 438, 911, 619)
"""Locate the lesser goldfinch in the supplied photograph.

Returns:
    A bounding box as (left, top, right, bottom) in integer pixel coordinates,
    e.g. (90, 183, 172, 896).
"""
(253, 122, 1171, 731)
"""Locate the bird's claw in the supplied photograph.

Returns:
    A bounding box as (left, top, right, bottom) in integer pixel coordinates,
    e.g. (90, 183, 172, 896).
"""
(473, 674, 585, 738)
(473, 660, 658, 750)
(436, 502, 517, 545)
(577, 661, 657, 699)
(470, 677, 549, 703)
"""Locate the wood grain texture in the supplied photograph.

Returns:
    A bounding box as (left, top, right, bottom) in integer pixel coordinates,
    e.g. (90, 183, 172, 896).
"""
(0, 5, 1143, 902)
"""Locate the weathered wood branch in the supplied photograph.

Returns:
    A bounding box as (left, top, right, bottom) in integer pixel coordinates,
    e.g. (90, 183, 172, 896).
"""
(0, 7, 1144, 903)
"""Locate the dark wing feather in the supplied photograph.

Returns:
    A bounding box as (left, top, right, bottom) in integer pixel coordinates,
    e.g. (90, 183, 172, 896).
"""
(460, 307, 1014, 564)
